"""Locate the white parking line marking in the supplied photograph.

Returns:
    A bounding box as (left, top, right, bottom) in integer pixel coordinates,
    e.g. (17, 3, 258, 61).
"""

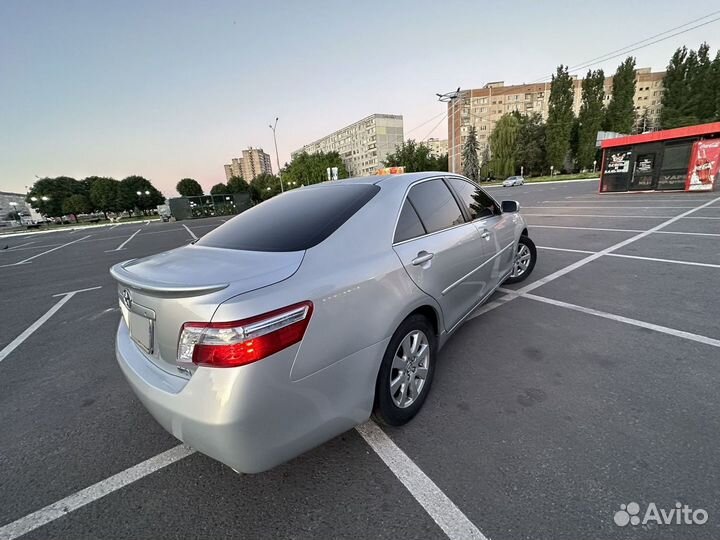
(0, 235, 92, 267)
(537, 246, 720, 269)
(107, 229, 141, 252)
(497, 288, 720, 349)
(356, 422, 488, 540)
(529, 224, 720, 238)
(0, 286, 101, 364)
(525, 213, 720, 220)
(4, 241, 36, 251)
(51, 285, 103, 297)
(468, 196, 720, 321)
(530, 224, 645, 233)
(0, 445, 194, 540)
(537, 246, 595, 254)
(552, 197, 714, 203)
(182, 224, 198, 240)
(519, 196, 720, 295)
(524, 206, 696, 209)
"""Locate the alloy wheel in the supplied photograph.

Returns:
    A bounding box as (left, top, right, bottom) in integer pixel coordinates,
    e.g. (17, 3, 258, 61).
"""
(389, 330, 430, 408)
(510, 243, 531, 278)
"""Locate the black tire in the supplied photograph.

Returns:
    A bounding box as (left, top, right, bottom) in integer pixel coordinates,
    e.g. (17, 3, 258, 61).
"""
(372, 314, 437, 426)
(504, 235, 537, 284)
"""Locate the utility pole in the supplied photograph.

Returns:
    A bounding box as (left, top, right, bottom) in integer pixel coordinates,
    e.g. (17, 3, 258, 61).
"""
(437, 88, 461, 173)
(269, 117, 284, 192)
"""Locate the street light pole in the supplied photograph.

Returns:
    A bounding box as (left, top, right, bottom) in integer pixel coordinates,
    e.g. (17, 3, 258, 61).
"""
(437, 88, 461, 173)
(269, 117, 284, 193)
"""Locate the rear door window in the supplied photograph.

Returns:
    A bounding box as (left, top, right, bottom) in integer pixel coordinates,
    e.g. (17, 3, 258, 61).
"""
(406, 179, 465, 233)
(394, 201, 426, 243)
(446, 177, 498, 220)
(196, 183, 380, 252)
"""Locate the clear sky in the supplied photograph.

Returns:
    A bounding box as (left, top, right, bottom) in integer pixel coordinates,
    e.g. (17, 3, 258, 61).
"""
(1, 0, 719, 196)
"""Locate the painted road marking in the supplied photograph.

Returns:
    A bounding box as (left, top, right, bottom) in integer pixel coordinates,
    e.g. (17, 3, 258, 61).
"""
(529, 224, 720, 238)
(0, 286, 102, 364)
(4, 241, 36, 251)
(497, 288, 720, 349)
(0, 445, 194, 540)
(518, 196, 720, 295)
(356, 422, 488, 540)
(524, 213, 720, 219)
(524, 206, 697, 209)
(107, 229, 141, 252)
(537, 245, 720, 269)
(468, 196, 720, 321)
(182, 224, 198, 240)
(0, 235, 92, 268)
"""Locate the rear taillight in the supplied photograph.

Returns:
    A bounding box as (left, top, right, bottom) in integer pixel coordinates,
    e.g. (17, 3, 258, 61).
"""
(178, 301, 313, 368)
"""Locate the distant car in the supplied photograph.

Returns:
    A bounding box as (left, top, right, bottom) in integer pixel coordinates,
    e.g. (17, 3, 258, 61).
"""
(111, 172, 537, 473)
(502, 176, 525, 187)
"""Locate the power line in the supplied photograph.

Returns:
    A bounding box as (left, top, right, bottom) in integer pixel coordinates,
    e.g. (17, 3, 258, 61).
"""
(405, 109, 448, 136)
(528, 11, 720, 84)
(421, 111, 449, 142)
(566, 9, 720, 72)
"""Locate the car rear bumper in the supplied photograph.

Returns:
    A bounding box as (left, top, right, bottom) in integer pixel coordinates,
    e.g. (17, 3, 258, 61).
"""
(116, 321, 385, 473)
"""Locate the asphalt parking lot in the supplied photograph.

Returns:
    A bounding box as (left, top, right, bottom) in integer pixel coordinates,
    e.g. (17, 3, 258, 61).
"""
(1, 178, 719, 540)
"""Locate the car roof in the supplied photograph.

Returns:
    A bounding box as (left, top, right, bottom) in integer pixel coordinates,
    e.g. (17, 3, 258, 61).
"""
(303, 172, 459, 189)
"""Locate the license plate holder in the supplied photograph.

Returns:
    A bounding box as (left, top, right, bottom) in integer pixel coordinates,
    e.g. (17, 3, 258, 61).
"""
(129, 311, 154, 353)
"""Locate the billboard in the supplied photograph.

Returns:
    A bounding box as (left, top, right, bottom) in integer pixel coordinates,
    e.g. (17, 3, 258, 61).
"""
(376, 166, 405, 175)
(685, 140, 720, 191)
(604, 150, 632, 174)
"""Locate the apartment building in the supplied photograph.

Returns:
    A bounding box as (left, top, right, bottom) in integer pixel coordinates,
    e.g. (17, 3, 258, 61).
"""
(223, 147, 273, 181)
(292, 114, 404, 177)
(448, 68, 665, 173)
(423, 138, 449, 157)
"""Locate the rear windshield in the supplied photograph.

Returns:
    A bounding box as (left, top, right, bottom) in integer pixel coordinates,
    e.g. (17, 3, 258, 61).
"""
(196, 183, 380, 252)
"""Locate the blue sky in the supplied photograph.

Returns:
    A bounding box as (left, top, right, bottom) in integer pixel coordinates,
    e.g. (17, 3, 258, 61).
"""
(1, 0, 719, 195)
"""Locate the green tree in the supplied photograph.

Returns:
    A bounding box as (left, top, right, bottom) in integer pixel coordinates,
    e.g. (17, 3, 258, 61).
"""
(118, 176, 164, 215)
(176, 178, 204, 197)
(660, 47, 697, 129)
(690, 43, 716, 123)
(714, 50, 720, 121)
(87, 176, 119, 218)
(282, 151, 350, 186)
(604, 57, 637, 134)
(489, 114, 520, 177)
(26, 176, 82, 218)
(635, 108, 653, 134)
(226, 175, 249, 193)
(515, 113, 546, 176)
(576, 69, 606, 170)
(461, 126, 480, 182)
(249, 173, 282, 203)
(210, 182, 227, 195)
(62, 194, 92, 218)
(383, 140, 447, 172)
(546, 65, 575, 171)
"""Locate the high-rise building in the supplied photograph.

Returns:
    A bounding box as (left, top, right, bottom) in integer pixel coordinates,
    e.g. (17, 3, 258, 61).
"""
(224, 147, 273, 182)
(292, 113, 404, 177)
(448, 68, 665, 173)
(423, 138, 448, 157)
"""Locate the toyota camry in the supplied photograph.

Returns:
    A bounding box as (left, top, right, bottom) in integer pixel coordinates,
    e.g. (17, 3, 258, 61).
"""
(111, 172, 537, 473)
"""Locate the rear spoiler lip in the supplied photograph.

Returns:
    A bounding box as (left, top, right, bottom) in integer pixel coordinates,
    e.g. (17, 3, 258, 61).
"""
(110, 261, 229, 295)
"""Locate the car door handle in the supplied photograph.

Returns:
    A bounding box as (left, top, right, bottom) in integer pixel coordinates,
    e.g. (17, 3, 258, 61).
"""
(412, 251, 434, 265)
(481, 231, 491, 240)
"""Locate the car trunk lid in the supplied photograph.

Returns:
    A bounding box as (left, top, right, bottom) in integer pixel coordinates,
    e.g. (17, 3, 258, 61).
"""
(111, 245, 304, 376)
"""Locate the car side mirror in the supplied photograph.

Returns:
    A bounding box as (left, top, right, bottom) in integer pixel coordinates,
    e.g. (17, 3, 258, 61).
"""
(501, 200, 520, 213)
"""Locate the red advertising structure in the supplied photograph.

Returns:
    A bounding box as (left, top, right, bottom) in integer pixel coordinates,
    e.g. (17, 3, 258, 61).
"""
(599, 122, 720, 193)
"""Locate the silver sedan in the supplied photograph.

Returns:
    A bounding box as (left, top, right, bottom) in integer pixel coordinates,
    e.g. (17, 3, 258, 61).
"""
(502, 175, 525, 187)
(111, 172, 537, 473)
